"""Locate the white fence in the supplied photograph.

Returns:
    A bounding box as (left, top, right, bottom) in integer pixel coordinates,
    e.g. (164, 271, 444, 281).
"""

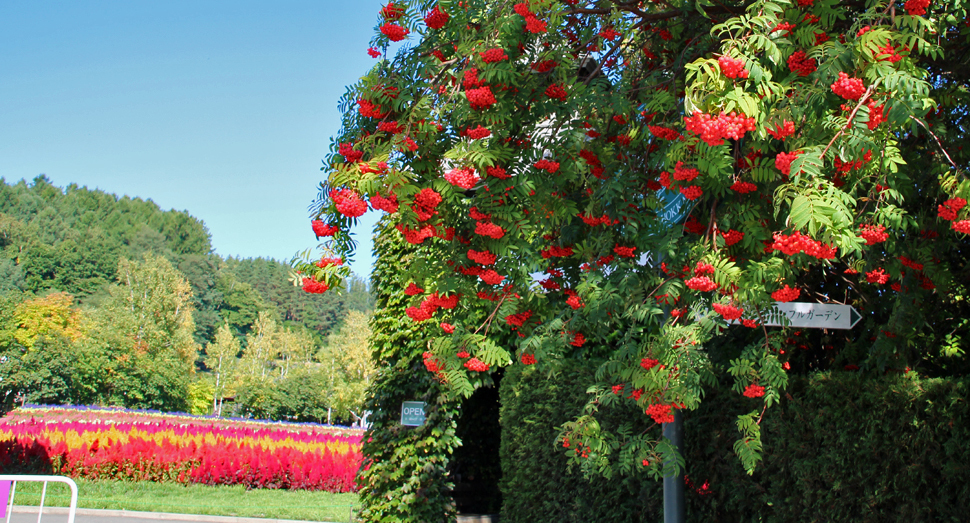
(0, 475, 77, 523)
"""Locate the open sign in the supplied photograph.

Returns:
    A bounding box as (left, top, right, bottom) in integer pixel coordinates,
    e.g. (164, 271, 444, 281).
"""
(400, 401, 427, 426)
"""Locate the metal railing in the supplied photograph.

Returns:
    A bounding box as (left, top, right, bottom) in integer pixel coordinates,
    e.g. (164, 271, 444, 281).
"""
(0, 475, 77, 523)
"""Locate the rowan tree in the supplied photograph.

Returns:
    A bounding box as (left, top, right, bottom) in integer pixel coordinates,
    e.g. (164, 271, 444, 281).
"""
(297, 0, 970, 482)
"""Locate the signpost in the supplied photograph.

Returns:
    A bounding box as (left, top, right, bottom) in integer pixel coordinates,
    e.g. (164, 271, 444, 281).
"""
(730, 302, 863, 330)
(400, 401, 427, 427)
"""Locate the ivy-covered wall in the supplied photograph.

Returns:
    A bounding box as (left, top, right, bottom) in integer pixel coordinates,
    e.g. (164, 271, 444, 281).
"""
(356, 219, 461, 523)
(500, 363, 970, 522)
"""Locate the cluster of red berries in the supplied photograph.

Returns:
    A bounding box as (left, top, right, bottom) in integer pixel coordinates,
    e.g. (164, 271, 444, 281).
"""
(541, 245, 573, 258)
(534, 159, 560, 173)
(404, 282, 424, 296)
(859, 224, 889, 245)
(578, 213, 616, 227)
(544, 84, 568, 101)
(302, 277, 329, 294)
(367, 47, 381, 58)
(422, 351, 444, 373)
(766, 121, 795, 141)
(649, 125, 682, 140)
(598, 27, 620, 40)
(717, 55, 749, 79)
(506, 310, 533, 327)
(641, 358, 660, 370)
(614, 245, 636, 258)
(467, 249, 497, 265)
(479, 269, 505, 285)
(330, 188, 368, 218)
(686, 276, 719, 292)
(475, 221, 505, 239)
(465, 125, 491, 139)
(771, 231, 836, 259)
(480, 48, 508, 63)
(713, 303, 744, 320)
(938, 197, 966, 220)
(338, 142, 363, 163)
(315, 257, 342, 268)
(370, 193, 399, 213)
(729, 180, 757, 194)
(787, 50, 816, 77)
(379, 23, 409, 42)
(904, 0, 930, 15)
(742, 383, 765, 398)
(357, 99, 388, 119)
(953, 220, 970, 234)
(684, 111, 756, 146)
(377, 121, 402, 134)
(311, 220, 339, 237)
(866, 101, 886, 130)
(440, 322, 455, 334)
(680, 185, 703, 200)
(672, 162, 699, 182)
(721, 229, 744, 246)
(570, 332, 586, 347)
(514, 2, 547, 33)
(424, 5, 449, 29)
(866, 268, 890, 284)
(646, 403, 675, 424)
(775, 151, 801, 176)
(771, 285, 800, 302)
(831, 72, 866, 100)
(444, 167, 480, 189)
(485, 165, 511, 179)
(565, 293, 583, 310)
(521, 353, 537, 365)
(467, 86, 497, 110)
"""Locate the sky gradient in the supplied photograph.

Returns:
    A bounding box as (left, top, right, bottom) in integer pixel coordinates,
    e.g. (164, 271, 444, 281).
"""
(1, 0, 387, 278)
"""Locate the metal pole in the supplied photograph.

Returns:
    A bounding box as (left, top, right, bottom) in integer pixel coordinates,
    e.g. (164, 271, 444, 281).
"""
(663, 409, 685, 523)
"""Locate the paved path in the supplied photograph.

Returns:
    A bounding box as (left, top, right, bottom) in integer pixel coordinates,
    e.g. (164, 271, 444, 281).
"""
(6, 507, 340, 523)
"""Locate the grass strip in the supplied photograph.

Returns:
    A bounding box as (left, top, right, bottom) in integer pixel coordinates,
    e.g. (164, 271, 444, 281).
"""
(7, 478, 359, 522)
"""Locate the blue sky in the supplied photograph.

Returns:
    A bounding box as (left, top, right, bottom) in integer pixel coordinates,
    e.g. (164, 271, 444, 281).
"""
(0, 0, 386, 278)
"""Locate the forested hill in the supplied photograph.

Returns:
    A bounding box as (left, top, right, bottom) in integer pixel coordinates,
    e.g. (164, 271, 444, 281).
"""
(0, 176, 373, 418)
(0, 175, 212, 297)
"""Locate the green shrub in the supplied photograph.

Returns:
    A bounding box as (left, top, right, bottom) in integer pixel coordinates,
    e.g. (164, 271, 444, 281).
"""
(501, 366, 970, 522)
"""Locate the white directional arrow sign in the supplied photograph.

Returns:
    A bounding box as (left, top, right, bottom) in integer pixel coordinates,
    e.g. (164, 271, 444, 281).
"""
(732, 302, 862, 330)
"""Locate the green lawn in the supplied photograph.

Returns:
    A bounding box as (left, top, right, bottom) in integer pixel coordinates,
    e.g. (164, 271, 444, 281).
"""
(7, 478, 359, 522)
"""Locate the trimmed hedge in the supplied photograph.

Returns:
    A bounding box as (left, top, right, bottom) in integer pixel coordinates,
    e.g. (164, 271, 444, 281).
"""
(500, 363, 970, 522)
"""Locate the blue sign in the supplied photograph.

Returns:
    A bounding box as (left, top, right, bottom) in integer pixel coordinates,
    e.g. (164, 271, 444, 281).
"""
(656, 189, 689, 226)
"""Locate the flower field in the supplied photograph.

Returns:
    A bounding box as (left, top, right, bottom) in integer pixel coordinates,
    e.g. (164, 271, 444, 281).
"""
(0, 405, 363, 492)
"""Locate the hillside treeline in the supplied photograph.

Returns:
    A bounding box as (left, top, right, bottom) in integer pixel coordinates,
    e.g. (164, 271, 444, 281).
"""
(0, 176, 373, 423)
